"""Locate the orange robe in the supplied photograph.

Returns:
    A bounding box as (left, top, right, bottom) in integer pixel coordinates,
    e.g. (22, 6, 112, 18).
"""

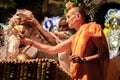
(71, 22, 109, 80)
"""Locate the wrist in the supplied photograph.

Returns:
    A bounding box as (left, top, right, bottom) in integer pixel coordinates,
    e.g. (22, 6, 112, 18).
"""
(30, 40, 33, 46)
(81, 57, 86, 63)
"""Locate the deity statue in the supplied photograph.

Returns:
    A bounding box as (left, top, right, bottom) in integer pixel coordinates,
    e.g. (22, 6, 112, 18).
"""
(103, 8, 120, 58)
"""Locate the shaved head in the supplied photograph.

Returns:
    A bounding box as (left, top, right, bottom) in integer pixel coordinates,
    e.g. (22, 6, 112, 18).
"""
(68, 7, 85, 15)
(67, 7, 86, 21)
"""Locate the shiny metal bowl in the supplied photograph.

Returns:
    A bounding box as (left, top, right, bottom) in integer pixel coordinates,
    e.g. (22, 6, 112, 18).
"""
(16, 53, 30, 61)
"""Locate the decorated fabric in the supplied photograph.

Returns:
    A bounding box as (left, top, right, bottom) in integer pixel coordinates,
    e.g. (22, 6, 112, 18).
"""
(71, 22, 102, 78)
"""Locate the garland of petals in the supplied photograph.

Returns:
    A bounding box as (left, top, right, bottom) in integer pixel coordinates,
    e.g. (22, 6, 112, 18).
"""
(0, 58, 72, 80)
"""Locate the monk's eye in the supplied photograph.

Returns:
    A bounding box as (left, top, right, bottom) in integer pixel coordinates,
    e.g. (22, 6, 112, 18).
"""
(66, 16, 70, 19)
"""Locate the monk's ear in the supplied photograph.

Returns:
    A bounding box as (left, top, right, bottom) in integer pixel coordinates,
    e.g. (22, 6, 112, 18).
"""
(76, 13, 81, 20)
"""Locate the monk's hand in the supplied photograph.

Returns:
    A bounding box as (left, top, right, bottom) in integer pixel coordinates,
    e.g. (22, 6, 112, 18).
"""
(69, 55, 80, 63)
(19, 16, 38, 27)
(69, 55, 86, 63)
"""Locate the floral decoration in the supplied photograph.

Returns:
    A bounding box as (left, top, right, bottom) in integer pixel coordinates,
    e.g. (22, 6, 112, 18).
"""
(104, 8, 120, 28)
(65, 1, 74, 10)
(64, 0, 97, 22)
(65, 0, 82, 10)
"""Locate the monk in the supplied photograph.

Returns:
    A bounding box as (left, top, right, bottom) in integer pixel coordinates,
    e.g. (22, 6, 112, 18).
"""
(20, 7, 109, 80)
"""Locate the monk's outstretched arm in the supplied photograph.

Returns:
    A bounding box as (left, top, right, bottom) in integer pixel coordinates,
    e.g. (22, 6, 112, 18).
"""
(21, 36, 73, 54)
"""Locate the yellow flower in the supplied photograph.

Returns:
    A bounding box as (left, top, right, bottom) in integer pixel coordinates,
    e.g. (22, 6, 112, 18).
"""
(104, 20, 110, 28)
(14, 25, 24, 32)
(103, 27, 110, 37)
(111, 13, 115, 18)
